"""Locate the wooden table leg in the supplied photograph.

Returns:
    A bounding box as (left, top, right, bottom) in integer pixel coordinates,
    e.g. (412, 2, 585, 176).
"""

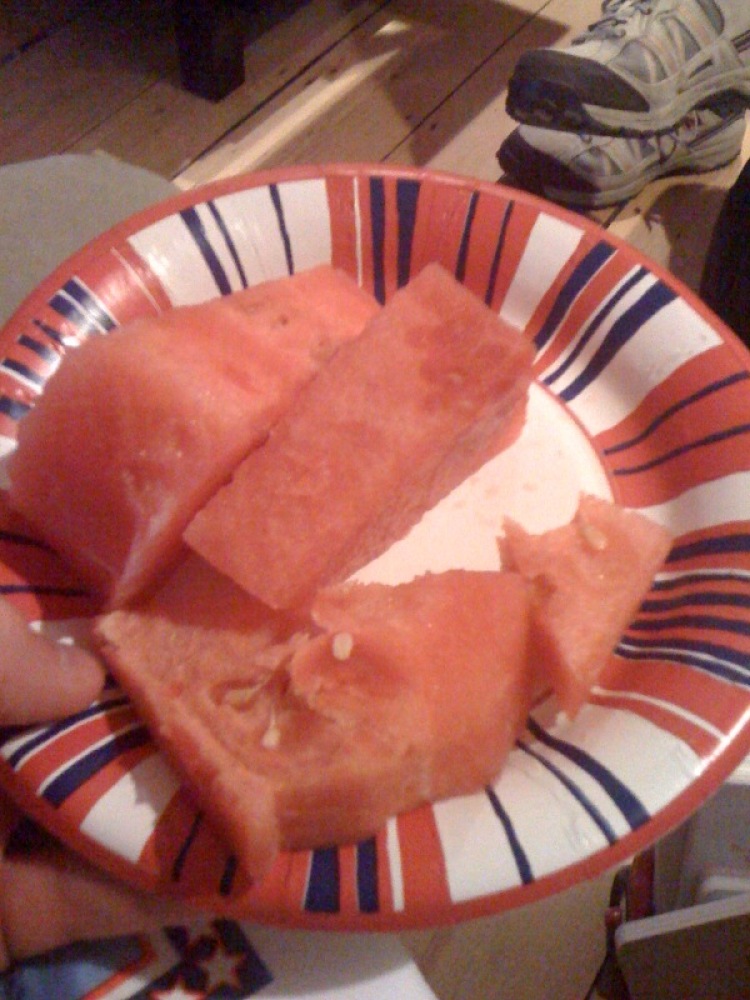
(174, 0, 246, 102)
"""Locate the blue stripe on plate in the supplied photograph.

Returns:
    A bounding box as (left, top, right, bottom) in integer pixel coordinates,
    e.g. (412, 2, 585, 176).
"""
(64, 278, 117, 331)
(517, 739, 619, 845)
(48, 278, 116, 334)
(617, 636, 750, 687)
(2, 697, 132, 770)
(370, 176, 387, 304)
(455, 190, 479, 284)
(32, 318, 66, 346)
(0, 358, 45, 386)
(207, 201, 248, 288)
(485, 783, 534, 884)
(171, 811, 203, 882)
(541, 266, 647, 388)
(641, 588, 750, 613)
(669, 532, 750, 562)
(604, 371, 750, 456)
(557, 279, 677, 402)
(485, 200, 512, 307)
(652, 569, 750, 590)
(612, 422, 750, 477)
(534, 240, 616, 352)
(46, 293, 91, 332)
(0, 395, 30, 420)
(269, 183, 294, 276)
(180, 206, 233, 295)
(0, 529, 55, 550)
(396, 178, 420, 288)
(526, 718, 650, 830)
(42, 725, 152, 807)
(356, 836, 379, 913)
(17, 333, 58, 362)
(219, 854, 240, 896)
(304, 846, 340, 912)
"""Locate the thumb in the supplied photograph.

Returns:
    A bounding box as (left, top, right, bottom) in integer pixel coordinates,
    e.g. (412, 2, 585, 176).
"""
(1, 836, 196, 968)
(0, 601, 105, 725)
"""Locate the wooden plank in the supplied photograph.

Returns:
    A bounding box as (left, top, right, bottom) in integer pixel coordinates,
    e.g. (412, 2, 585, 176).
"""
(71, 0, 385, 179)
(0, 0, 178, 166)
(176, 0, 552, 187)
(385, 0, 603, 183)
(0, 0, 88, 59)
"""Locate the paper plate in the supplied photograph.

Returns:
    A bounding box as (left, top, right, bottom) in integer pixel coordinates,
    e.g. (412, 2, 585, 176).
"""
(2, 163, 750, 930)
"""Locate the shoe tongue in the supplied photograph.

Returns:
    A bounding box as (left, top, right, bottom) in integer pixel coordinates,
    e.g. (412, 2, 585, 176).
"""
(576, 0, 651, 43)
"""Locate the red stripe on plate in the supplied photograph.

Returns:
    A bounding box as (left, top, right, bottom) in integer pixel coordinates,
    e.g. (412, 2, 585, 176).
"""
(525, 230, 605, 347)
(589, 689, 722, 760)
(604, 654, 750, 735)
(324, 173, 361, 279)
(396, 804, 452, 913)
(490, 200, 540, 316)
(409, 180, 477, 285)
(533, 248, 637, 375)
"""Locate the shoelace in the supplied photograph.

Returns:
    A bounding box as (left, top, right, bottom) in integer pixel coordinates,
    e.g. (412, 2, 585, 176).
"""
(575, 0, 654, 43)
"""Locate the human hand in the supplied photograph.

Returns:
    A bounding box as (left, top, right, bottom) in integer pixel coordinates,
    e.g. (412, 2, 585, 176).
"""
(0, 600, 194, 970)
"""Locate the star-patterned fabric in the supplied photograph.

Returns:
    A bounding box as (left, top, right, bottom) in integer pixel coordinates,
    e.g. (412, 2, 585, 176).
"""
(0, 919, 272, 1000)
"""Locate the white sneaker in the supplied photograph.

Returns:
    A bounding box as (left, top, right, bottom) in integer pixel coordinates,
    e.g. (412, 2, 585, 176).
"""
(507, 0, 750, 135)
(497, 104, 746, 207)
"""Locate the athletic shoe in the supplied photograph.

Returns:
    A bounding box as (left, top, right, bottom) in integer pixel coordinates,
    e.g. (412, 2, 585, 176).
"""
(507, 0, 750, 136)
(497, 104, 746, 207)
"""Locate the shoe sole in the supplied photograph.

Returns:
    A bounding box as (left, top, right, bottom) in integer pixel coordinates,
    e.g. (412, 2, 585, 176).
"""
(508, 51, 750, 136)
(497, 117, 746, 209)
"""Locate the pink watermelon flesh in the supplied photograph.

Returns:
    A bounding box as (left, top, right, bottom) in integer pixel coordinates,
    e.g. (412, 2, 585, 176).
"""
(94, 553, 303, 879)
(184, 262, 535, 610)
(499, 494, 672, 717)
(8, 266, 379, 607)
(94, 561, 532, 879)
(304, 570, 533, 809)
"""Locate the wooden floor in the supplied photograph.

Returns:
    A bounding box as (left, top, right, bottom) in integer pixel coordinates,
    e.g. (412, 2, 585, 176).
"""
(3, 1, 750, 997)
(4, 0, 750, 298)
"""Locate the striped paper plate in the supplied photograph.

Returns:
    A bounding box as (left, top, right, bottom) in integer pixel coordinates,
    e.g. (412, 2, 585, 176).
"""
(1, 163, 750, 930)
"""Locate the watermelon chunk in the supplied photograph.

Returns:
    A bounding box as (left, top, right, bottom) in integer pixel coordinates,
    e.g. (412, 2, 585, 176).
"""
(95, 563, 532, 880)
(94, 553, 304, 878)
(8, 266, 379, 607)
(184, 263, 535, 609)
(302, 570, 533, 813)
(499, 494, 672, 717)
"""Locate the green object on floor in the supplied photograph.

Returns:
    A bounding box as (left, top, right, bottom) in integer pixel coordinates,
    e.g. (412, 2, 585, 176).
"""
(0, 153, 176, 326)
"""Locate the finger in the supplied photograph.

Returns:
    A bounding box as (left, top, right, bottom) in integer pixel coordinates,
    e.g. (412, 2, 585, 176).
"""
(0, 796, 18, 972)
(0, 847, 199, 968)
(0, 601, 105, 724)
(0, 797, 22, 971)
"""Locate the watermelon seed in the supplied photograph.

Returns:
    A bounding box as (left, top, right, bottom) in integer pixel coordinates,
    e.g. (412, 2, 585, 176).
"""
(577, 516, 609, 553)
(332, 631, 354, 661)
(221, 680, 267, 708)
(261, 711, 282, 749)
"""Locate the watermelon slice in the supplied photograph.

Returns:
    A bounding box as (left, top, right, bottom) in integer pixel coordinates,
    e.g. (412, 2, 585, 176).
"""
(499, 494, 672, 717)
(304, 570, 533, 812)
(94, 553, 305, 878)
(7, 266, 379, 607)
(184, 263, 535, 609)
(94, 563, 532, 880)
